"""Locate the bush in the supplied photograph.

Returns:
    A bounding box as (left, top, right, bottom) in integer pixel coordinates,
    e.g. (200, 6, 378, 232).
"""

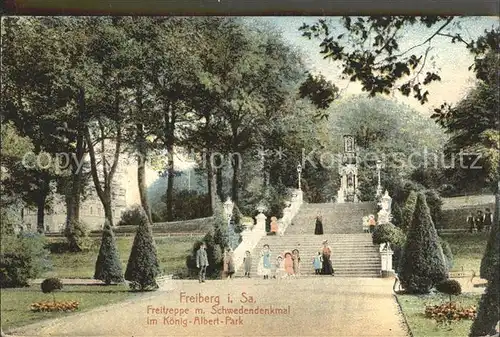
(0, 252, 31, 288)
(94, 220, 124, 285)
(64, 219, 92, 252)
(124, 208, 160, 291)
(372, 223, 405, 247)
(438, 237, 454, 269)
(391, 202, 403, 227)
(41, 277, 63, 302)
(31, 300, 79, 312)
(435, 279, 462, 302)
(0, 232, 51, 288)
(399, 193, 449, 294)
(118, 205, 143, 226)
(469, 266, 500, 337)
(41, 277, 63, 293)
(186, 200, 228, 278)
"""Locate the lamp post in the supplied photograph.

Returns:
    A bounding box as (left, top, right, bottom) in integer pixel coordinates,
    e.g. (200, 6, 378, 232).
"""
(297, 164, 302, 190)
(376, 160, 383, 197)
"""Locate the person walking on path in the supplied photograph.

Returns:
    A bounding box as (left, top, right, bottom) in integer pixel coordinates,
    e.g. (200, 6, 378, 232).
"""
(196, 242, 209, 283)
(467, 211, 477, 233)
(284, 252, 295, 277)
(320, 240, 335, 276)
(314, 214, 324, 235)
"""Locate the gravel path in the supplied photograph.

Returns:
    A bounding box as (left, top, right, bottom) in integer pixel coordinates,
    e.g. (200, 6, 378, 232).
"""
(10, 277, 409, 337)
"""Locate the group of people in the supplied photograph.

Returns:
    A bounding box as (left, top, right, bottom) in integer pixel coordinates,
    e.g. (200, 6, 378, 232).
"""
(195, 242, 237, 283)
(249, 241, 335, 279)
(467, 208, 493, 233)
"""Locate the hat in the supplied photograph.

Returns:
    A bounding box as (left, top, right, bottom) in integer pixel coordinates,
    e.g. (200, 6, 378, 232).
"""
(322, 240, 328, 244)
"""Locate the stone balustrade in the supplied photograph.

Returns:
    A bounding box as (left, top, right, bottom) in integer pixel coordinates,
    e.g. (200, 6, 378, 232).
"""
(233, 189, 304, 272)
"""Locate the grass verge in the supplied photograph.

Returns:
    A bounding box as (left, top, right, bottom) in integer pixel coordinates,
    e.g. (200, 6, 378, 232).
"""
(1, 284, 139, 331)
(396, 293, 481, 337)
(43, 235, 203, 279)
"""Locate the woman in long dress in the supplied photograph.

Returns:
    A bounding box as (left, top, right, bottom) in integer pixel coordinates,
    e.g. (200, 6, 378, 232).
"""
(321, 240, 334, 275)
(292, 249, 301, 276)
(314, 215, 324, 235)
(284, 252, 294, 277)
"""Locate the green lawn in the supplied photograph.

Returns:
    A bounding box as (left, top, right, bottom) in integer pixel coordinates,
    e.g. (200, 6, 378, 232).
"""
(441, 232, 490, 273)
(397, 293, 482, 337)
(1, 284, 140, 331)
(43, 235, 203, 279)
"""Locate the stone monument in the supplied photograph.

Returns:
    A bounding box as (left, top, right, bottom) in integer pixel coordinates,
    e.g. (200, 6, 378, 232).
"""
(337, 135, 359, 203)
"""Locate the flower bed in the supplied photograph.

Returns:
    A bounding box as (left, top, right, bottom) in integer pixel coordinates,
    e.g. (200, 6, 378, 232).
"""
(425, 302, 476, 324)
(30, 300, 79, 312)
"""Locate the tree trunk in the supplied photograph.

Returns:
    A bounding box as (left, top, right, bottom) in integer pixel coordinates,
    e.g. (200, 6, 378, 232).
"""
(166, 146, 174, 221)
(36, 188, 47, 233)
(215, 155, 223, 201)
(206, 151, 217, 215)
(136, 121, 152, 223)
(103, 197, 114, 227)
(137, 151, 151, 223)
(231, 154, 240, 204)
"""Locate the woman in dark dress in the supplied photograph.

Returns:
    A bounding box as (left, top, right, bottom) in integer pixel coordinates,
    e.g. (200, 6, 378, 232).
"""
(321, 240, 334, 275)
(314, 215, 324, 235)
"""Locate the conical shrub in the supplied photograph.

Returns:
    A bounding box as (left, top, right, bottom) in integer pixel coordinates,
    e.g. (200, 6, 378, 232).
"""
(124, 208, 160, 291)
(480, 192, 499, 281)
(399, 193, 448, 294)
(469, 266, 499, 337)
(94, 219, 124, 284)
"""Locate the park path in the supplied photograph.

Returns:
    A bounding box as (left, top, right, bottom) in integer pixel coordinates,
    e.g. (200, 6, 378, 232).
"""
(11, 277, 409, 337)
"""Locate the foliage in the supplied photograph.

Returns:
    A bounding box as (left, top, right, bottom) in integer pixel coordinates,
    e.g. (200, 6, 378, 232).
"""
(169, 190, 211, 221)
(30, 300, 79, 312)
(479, 192, 499, 281)
(186, 200, 228, 278)
(438, 237, 454, 269)
(399, 193, 448, 294)
(401, 191, 418, 232)
(435, 279, 462, 300)
(63, 219, 93, 252)
(124, 209, 160, 291)
(300, 17, 498, 109)
(94, 220, 124, 285)
(425, 302, 476, 325)
(41, 278, 63, 294)
(0, 232, 51, 288)
(118, 205, 144, 226)
(469, 266, 500, 337)
(391, 202, 403, 227)
(0, 253, 31, 288)
(298, 72, 339, 111)
(372, 223, 405, 246)
(425, 189, 444, 227)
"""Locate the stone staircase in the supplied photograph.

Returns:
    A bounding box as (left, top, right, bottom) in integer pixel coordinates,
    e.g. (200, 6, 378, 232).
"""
(238, 233, 381, 278)
(237, 202, 382, 278)
(285, 202, 378, 234)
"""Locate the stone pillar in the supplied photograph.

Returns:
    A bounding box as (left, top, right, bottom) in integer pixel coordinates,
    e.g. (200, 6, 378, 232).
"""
(379, 243, 395, 277)
(255, 212, 267, 235)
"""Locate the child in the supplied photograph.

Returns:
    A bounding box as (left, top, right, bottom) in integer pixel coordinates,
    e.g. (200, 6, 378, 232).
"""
(258, 244, 272, 279)
(223, 248, 235, 280)
(284, 252, 294, 277)
(275, 255, 285, 280)
(313, 251, 322, 275)
(243, 250, 252, 278)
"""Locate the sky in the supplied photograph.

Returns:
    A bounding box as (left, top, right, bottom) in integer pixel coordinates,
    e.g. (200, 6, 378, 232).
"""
(249, 16, 499, 115)
(126, 16, 499, 204)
